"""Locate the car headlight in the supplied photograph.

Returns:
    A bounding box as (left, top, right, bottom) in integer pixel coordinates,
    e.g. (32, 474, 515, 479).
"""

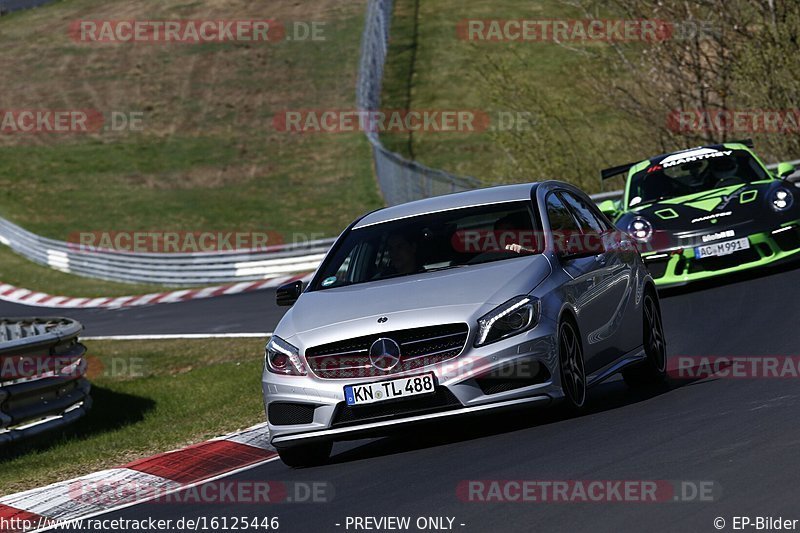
(265, 336, 307, 376)
(627, 217, 653, 241)
(475, 296, 540, 347)
(772, 188, 794, 211)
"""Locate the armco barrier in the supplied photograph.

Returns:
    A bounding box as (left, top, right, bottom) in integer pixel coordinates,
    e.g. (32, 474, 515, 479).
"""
(0, 216, 334, 285)
(356, 0, 480, 207)
(0, 317, 90, 444)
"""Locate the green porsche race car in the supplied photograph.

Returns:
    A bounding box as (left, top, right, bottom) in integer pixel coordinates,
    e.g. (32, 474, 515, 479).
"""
(598, 140, 800, 287)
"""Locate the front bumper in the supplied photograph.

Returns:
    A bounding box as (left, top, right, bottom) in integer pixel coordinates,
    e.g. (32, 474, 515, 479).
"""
(263, 327, 561, 448)
(642, 222, 800, 287)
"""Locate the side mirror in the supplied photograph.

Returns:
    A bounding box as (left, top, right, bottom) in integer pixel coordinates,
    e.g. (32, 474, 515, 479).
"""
(276, 280, 303, 306)
(596, 199, 621, 220)
(776, 162, 796, 179)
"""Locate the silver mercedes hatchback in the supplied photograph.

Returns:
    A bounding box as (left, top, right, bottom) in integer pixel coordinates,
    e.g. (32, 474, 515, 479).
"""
(264, 181, 667, 467)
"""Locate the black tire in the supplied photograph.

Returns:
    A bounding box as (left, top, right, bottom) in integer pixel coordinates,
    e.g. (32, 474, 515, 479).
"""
(277, 441, 332, 468)
(559, 317, 587, 410)
(623, 290, 668, 388)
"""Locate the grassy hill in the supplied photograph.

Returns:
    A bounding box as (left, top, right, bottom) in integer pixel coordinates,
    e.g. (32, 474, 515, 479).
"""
(379, 0, 703, 192)
(0, 0, 382, 240)
(0, 0, 384, 294)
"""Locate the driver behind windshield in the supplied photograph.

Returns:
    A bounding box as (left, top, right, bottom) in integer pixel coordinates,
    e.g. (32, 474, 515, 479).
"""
(384, 232, 420, 276)
(709, 156, 740, 186)
(495, 212, 537, 254)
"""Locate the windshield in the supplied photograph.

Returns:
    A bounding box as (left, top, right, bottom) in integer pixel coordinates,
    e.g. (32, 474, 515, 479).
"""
(310, 201, 541, 290)
(628, 148, 770, 207)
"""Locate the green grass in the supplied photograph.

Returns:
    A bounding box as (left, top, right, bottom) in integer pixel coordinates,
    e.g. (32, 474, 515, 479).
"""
(0, 134, 379, 239)
(0, 0, 383, 239)
(379, 0, 655, 191)
(0, 338, 268, 495)
(0, 0, 383, 295)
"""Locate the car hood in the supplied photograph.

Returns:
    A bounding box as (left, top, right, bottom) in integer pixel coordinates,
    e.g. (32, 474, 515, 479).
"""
(275, 255, 552, 345)
(618, 180, 800, 249)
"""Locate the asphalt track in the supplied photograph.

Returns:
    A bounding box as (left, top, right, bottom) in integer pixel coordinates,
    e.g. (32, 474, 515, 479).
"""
(6, 263, 800, 532)
(0, 291, 284, 336)
(21, 261, 796, 532)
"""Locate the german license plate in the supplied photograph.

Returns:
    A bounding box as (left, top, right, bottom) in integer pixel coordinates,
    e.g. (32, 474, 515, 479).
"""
(695, 237, 750, 259)
(344, 372, 435, 406)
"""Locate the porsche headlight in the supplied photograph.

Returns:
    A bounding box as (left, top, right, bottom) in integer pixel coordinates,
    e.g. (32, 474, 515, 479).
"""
(772, 188, 794, 212)
(265, 336, 307, 376)
(627, 217, 653, 241)
(475, 296, 540, 347)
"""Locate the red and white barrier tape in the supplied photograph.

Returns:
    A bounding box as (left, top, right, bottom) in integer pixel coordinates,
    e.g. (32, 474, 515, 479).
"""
(0, 274, 312, 309)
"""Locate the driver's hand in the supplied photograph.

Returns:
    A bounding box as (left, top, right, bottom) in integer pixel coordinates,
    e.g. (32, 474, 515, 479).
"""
(505, 243, 525, 254)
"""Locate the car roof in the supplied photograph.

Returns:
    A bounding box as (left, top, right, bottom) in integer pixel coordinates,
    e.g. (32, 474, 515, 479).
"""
(354, 182, 538, 228)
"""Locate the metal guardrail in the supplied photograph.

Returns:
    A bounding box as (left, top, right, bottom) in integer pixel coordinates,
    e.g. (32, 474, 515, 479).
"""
(357, 0, 480, 207)
(0, 317, 90, 445)
(0, 217, 334, 285)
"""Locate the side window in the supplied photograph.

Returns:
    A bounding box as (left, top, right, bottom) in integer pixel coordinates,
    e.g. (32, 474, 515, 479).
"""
(546, 193, 581, 233)
(329, 241, 377, 286)
(334, 244, 364, 283)
(560, 191, 609, 233)
(546, 193, 583, 257)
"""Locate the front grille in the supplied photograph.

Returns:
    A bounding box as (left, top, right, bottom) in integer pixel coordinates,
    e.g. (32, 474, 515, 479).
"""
(305, 323, 469, 379)
(330, 387, 462, 427)
(268, 402, 317, 425)
(689, 247, 761, 273)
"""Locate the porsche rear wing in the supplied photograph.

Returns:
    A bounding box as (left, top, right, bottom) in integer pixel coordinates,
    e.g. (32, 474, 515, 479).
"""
(727, 138, 754, 148)
(600, 162, 637, 181)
